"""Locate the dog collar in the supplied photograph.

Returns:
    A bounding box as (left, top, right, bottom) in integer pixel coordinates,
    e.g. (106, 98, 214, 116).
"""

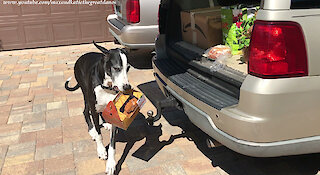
(100, 84, 118, 95)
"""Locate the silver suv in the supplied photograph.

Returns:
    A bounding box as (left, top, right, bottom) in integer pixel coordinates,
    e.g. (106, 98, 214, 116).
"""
(153, 0, 320, 157)
(107, 0, 160, 49)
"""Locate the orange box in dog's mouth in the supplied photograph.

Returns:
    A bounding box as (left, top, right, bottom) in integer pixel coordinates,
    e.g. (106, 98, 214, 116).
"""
(101, 89, 146, 130)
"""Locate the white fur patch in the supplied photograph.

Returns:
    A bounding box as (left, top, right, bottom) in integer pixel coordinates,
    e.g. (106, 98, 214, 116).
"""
(96, 134, 107, 160)
(112, 51, 129, 92)
(106, 128, 116, 175)
(120, 51, 128, 68)
(94, 85, 117, 112)
(67, 77, 72, 81)
(88, 127, 99, 141)
(102, 123, 112, 131)
(105, 149, 116, 175)
(103, 73, 112, 87)
(107, 144, 115, 160)
(89, 128, 107, 159)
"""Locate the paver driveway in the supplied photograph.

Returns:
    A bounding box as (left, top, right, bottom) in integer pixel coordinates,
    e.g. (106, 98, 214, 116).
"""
(0, 42, 320, 175)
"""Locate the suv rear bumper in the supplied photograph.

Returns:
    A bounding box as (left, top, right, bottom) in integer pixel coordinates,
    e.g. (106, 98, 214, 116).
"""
(153, 56, 320, 157)
(107, 14, 157, 49)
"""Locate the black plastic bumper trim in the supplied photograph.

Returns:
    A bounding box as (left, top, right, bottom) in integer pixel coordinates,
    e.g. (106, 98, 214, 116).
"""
(154, 58, 239, 110)
(108, 18, 125, 31)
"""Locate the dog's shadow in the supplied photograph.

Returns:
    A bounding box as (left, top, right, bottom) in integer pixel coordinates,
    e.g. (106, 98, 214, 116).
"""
(112, 113, 160, 175)
(110, 113, 187, 175)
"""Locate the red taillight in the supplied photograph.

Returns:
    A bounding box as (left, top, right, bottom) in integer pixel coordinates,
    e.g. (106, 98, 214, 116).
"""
(249, 20, 308, 78)
(111, 4, 115, 13)
(126, 0, 140, 23)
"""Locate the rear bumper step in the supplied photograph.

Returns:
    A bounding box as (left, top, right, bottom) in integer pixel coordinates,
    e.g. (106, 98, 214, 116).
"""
(153, 58, 239, 110)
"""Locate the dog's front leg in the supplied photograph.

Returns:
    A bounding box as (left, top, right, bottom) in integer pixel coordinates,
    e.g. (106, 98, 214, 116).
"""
(91, 111, 108, 160)
(106, 125, 116, 175)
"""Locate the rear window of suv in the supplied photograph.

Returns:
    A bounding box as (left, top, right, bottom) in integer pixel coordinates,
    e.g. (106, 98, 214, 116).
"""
(291, 0, 320, 9)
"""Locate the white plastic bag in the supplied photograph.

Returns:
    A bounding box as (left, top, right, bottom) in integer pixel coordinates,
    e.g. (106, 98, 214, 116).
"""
(203, 45, 232, 72)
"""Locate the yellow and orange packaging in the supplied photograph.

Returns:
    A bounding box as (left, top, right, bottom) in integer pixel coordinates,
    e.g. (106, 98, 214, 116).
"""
(101, 90, 146, 130)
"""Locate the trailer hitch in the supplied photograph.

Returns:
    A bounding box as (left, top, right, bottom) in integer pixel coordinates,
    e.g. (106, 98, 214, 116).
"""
(146, 96, 180, 125)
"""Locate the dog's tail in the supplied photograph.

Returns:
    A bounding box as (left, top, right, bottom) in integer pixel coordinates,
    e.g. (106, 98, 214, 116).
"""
(65, 77, 80, 91)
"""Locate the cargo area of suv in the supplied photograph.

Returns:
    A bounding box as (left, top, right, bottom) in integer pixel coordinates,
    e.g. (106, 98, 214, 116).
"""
(153, 0, 320, 157)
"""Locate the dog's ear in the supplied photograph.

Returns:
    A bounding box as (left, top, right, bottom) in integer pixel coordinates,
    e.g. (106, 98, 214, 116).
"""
(102, 55, 110, 63)
(93, 41, 109, 55)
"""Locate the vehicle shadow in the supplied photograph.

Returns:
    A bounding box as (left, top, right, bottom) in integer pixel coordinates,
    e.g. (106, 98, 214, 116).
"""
(138, 80, 320, 175)
(126, 48, 154, 69)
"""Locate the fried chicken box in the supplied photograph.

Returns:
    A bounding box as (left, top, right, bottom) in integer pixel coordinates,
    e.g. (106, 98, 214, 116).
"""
(101, 90, 146, 130)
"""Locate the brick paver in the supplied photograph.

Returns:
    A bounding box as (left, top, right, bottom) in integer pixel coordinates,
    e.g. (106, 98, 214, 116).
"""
(1, 42, 320, 175)
(1, 160, 44, 175)
(44, 154, 75, 175)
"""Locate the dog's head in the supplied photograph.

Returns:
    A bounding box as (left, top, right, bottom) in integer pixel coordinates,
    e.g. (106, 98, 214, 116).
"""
(94, 41, 131, 92)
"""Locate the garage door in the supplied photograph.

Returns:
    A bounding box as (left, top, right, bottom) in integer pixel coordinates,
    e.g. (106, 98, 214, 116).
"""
(0, 1, 114, 50)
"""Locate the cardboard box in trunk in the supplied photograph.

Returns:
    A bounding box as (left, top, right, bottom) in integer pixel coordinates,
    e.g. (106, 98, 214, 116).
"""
(181, 7, 222, 49)
(101, 90, 146, 130)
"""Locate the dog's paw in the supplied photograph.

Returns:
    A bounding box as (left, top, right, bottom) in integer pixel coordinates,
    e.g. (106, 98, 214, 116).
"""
(105, 158, 116, 175)
(97, 145, 108, 160)
(102, 123, 112, 131)
(89, 128, 99, 141)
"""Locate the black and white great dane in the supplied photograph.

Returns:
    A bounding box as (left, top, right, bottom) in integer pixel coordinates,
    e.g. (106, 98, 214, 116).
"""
(65, 41, 131, 175)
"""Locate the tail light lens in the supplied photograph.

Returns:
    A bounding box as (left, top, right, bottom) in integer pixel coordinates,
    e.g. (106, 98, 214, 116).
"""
(249, 20, 308, 78)
(111, 4, 115, 13)
(126, 0, 140, 23)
